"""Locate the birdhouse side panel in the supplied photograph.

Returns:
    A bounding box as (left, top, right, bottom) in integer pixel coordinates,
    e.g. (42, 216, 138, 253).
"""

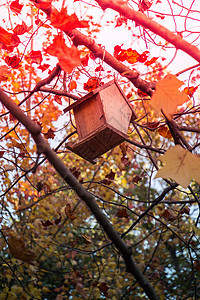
(74, 94, 105, 139)
(99, 84, 132, 134)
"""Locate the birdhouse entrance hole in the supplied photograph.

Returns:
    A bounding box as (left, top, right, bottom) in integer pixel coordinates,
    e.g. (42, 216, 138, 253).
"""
(65, 80, 137, 163)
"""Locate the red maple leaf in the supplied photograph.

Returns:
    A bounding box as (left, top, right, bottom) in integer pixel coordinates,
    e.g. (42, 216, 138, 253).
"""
(50, 7, 89, 31)
(45, 34, 81, 73)
(32, 0, 52, 10)
(5, 55, 21, 68)
(115, 15, 128, 27)
(10, 0, 23, 14)
(83, 77, 101, 92)
(114, 45, 128, 62)
(29, 50, 43, 64)
(13, 21, 31, 35)
(38, 63, 50, 72)
(0, 27, 20, 52)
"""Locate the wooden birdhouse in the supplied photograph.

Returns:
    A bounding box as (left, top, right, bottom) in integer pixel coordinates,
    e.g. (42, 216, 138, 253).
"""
(65, 80, 137, 163)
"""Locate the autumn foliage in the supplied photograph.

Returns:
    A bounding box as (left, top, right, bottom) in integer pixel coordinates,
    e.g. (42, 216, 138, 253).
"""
(0, 0, 200, 299)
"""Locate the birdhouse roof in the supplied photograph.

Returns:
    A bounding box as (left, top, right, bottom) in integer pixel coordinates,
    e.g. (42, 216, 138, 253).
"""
(64, 79, 137, 120)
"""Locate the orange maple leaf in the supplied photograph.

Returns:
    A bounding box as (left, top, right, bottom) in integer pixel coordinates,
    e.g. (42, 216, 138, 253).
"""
(50, 7, 89, 31)
(44, 34, 81, 73)
(151, 74, 189, 120)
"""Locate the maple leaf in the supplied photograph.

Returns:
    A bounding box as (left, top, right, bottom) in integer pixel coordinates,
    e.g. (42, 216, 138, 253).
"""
(32, 0, 52, 10)
(0, 65, 11, 81)
(65, 203, 76, 221)
(54, 95, 62, 105)
(144, 56, 158, 66)
(50, 7, 89, 31)
(44, 128, 55, 139)
(83, 77, 101, 92)
(0, 26, 14, 47)
(10, 0, 23, 15)
(98, 282, 109, 297)
(81, 234, 92, 244)
(183, 86, 198, 97)
(69, 80, 77, 91)
(155, 145, 200, 188)
(13, 21, 31, 35)
(29, 50, 43, 64)
(41, 219, 54, 227)
(7, 234, 37, 264)
(44, 34, 81, 73)
(5, 55, 21, 68)
(38, 63, 50, 71)
(157, 126, 172, 139)
(151, 74, 189, 120)
(116, 208, 129, 218)
(115, 15, 128, 27)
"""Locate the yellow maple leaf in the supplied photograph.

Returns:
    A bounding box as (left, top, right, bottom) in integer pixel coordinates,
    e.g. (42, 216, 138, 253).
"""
(151, 74, 189, 120)
(155, 145, 200, 188)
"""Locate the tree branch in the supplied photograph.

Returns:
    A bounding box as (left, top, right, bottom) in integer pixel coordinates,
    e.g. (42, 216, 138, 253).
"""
(95, 0, 200, 63)
(0, 88, 159, 300)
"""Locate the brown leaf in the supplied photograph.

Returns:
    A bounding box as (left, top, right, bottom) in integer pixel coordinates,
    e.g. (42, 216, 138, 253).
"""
(54, 214, 62, 225)
(179, 207, 190, 215)
(98, 282, 109, 297)
(44, 128, 55, 139)
(120, 143, 128, 156)
(100, 178, 112, 185)
(132, 175, 142, 184)
(81, 234, 92, 244)
(65, 203, 76, 221)
(116, 208, 129, 219)
(43, 182, 51, 193)
(70, 167, 81, 180)
(156, 204, 177, 221)
(41, 220, 54, 227)
(121, 156, 131, 167)
(105, 170, 115, 180)
(36, 181, 43, 192)
(7, 234, 36, 264)
(0, 151, 5, 158)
